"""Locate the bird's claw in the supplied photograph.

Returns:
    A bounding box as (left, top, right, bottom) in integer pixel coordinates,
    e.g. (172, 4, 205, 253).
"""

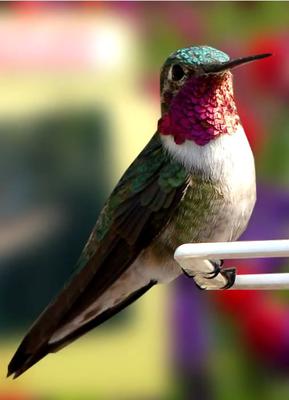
(206, 259, 224, 279)
(220, 267, 236, 289)
(207, 260, 236, 289)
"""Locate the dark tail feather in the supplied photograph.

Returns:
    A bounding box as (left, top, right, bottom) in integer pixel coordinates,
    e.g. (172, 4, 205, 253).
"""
(7, 280, 156, 379)
(7, 345, 49, 379)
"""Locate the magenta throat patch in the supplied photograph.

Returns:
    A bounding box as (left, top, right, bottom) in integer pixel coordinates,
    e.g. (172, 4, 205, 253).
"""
(158, 73, 240, 145)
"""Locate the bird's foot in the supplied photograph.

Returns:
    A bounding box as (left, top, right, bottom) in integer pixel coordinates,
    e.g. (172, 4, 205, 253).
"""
(182, 261, 236, 290)
(182, 268, 195, 279)
(181, 268, 206, 290)
(207, 260, 236, 289)
(181, 268, 208, 290)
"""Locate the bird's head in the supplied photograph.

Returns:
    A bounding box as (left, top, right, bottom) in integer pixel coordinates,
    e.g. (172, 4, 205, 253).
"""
(158, 45, 271, 145)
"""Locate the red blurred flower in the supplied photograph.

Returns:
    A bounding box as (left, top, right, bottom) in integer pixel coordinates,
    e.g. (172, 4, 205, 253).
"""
(214, 282, 289, 370)
(237, 103, 267, 154)
(248, 34, 289, 98)
(0, 392, 35, 400)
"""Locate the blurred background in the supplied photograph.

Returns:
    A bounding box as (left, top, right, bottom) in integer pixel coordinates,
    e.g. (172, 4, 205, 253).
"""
(0, 1, 289, 399)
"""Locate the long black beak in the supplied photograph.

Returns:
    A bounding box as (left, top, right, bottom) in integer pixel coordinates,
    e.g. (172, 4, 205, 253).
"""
(203, 53, 272, 73)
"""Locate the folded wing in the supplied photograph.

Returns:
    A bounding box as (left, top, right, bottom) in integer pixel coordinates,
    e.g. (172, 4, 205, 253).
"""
(8, 134, 188, 378)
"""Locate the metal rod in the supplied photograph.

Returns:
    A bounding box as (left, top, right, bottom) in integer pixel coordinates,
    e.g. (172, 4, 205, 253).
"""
(174, 240, 289, 261)
(232, 273, 289, 290)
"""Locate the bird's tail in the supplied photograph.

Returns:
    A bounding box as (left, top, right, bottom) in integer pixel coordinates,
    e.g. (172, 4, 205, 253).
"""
(8, 267, 156, 379)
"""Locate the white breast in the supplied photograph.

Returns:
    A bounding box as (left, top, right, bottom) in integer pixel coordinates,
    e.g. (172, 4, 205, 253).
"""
(161, 125, 256, 201)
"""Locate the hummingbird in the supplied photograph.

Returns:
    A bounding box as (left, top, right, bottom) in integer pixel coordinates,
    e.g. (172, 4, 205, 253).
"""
(8, 45, 271, 378)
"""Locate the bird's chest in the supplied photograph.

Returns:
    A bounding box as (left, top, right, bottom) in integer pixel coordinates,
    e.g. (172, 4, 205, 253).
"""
(166, 177, 254, 247)
(153, 127, 256, 262)
(168, 180, 228, 244)
(159, 139, 256, 251)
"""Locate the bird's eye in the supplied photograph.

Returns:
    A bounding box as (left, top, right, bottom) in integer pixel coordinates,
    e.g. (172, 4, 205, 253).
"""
(171, 64, 185, 81)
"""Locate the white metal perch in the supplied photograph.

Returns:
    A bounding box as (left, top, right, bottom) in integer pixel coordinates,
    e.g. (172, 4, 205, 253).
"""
(174, 240, 289, 290)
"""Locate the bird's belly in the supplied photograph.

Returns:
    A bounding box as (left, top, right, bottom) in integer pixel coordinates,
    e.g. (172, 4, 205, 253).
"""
(141, 178, 256, 284)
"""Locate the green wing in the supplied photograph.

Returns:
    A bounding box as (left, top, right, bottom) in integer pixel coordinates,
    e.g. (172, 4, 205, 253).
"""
(8, 133, 188, 378)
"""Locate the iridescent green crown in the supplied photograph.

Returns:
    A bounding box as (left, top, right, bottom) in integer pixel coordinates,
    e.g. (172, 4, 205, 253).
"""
(170, 45, 229, 66)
